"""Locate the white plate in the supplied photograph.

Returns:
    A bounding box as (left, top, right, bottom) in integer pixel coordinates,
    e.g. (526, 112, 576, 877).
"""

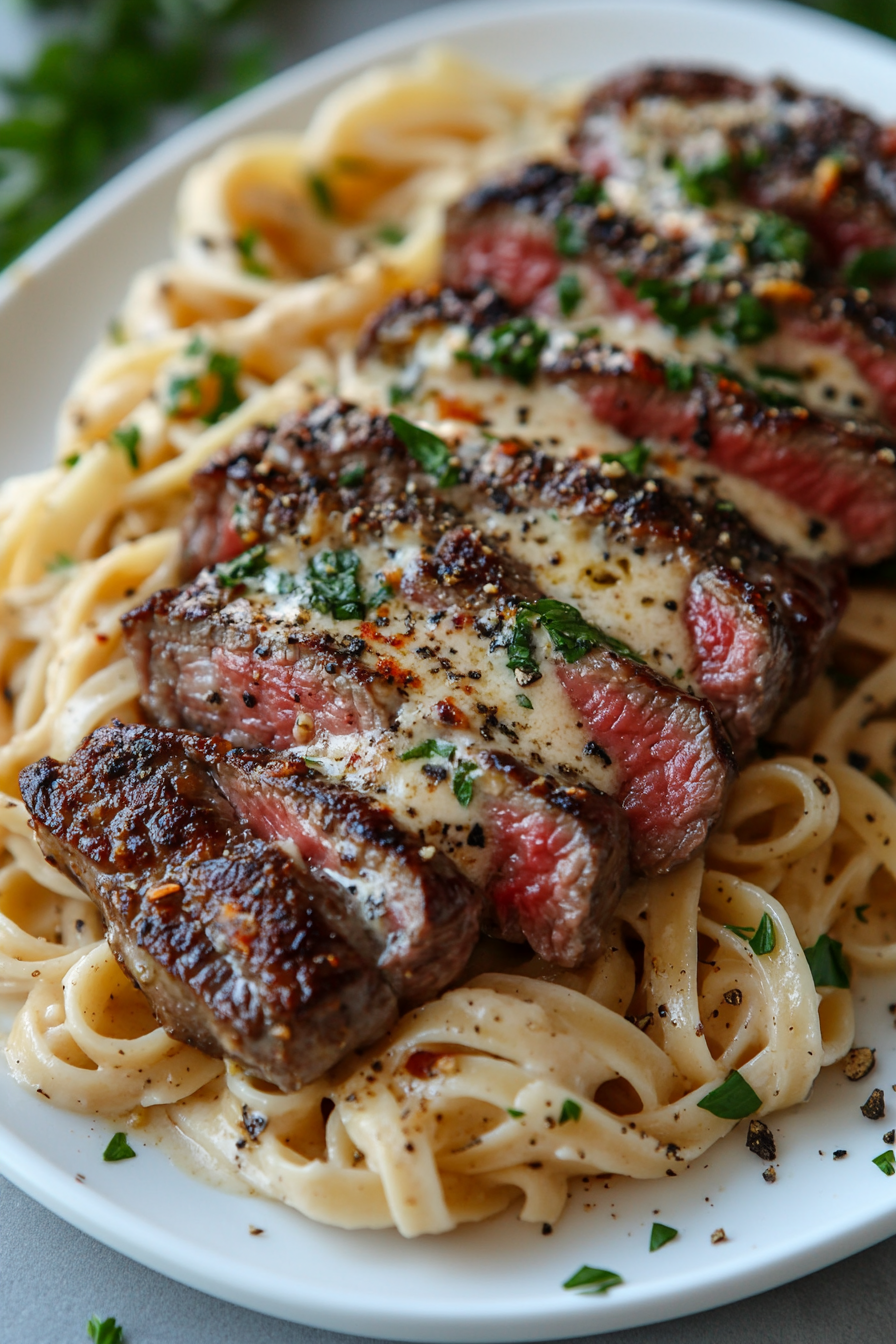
(3, 1, 896, 1338)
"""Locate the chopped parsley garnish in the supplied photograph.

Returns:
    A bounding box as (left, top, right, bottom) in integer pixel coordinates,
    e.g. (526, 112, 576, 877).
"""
(64, 453, 81, 468)
(636, 278, 715, 336)
(855, 904, 870, 924)
(803, 933, 851, 988)
(203, 351, 243, 424)
(235, 228, 270, 278)
(308, 549, 366, 620)
(216, 544, 267, 588)
(516, 693, 533, 709)
(507, 1107, 525, 1118)
(400, 739, 456, 762)
(185, 335, 206, 357)
(524, 597, 644, 664)
(563, 1266, 623, 1295)
(87, 1317, 124, 1344)
(307, 171, 334, 216)
(555, 214, 587, 257)
(559, 1098, 582, 1125)
(46, 552, 75, 573)
(750, 913, 776, 956)
(725, 924, 756, 939)
(557, 271, 583, 317)
(672, 150, 733, 206)
(873, 1150, 896, 1176)
(871, 769, 893, 793)
(453, 760, 478, 807)
(376, 223, 406, 245)
(748, 212, 811, 266)
(102, 1132, 136, 1162)
(715, 499, 736, 511)
(368, 581, 394, 608)
(166, 373, 202, 417)
(110, 424, 140, 469)
(455, 317, 549, 387)
(601, 441, 650, 475)
(649, 1222, 678, 1252)
(845, 245, 896, 288)
(714, 292, 777, 346)
(573, 176, 605, 205)
(388, 414, 459, 487)
(338, 463, 367, 488)
(665, 361, 695, 392)
(696, 1070, 762, 1120)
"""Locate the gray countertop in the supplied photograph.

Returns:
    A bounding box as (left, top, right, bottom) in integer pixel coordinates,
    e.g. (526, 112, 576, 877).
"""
(2, 0, 896, 1339)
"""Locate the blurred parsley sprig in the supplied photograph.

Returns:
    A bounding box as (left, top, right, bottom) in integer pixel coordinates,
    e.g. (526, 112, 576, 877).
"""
(0, 0, 271, 270)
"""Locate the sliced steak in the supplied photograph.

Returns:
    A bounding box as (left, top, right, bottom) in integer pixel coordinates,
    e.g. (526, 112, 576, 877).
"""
(443, 159, 896, 436)
(19, 722, 397, 1089)
(149, 403, 735, 873)
(471, 441, 846, 753)
(572, 67, 896, 275)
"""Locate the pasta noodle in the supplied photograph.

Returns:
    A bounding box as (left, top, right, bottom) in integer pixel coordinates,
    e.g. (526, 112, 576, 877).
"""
(1, 47, 894, 1238)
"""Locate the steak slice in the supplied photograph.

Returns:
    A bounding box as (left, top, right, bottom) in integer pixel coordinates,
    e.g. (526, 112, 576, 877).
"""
(207, 744, 480, 1000)
(443, 159, 896, 436)
(150, 404, 735, 874)
(571, 67, 896, 276)
(19, 722, 397, 1089)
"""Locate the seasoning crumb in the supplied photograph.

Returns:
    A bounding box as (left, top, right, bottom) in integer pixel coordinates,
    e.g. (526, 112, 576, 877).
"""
(723, 988, 743, 1006)
(541, 1223, 553, 1236)
(843, 1047, 875, 1081)
(885, 1130, 895, 1145)
(762, 1166, 777, 1184)
(710, 1228, 728, 1244)
(248, 1225, 264, 1236)
(746, 1118, 777, 1162)
(861, 1088, 886, 1121)
(833, 1149, 848, 1160)
(75, 1173, 86, 1183)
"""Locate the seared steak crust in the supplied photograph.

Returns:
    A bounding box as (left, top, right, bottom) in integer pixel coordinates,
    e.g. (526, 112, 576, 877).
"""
(19, 723, 398, 1089)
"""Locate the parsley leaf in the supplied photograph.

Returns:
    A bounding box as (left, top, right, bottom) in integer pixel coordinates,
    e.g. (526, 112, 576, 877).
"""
(845, 246, 896, 288)
(400, 739, 456, 762)
(696, 1070, 762, 1120)
(102, 1132, 136, 1162)
(308, 549, 366, 621)
(725, 924, 756, 939)
(516, 693, 533, 709)
(455, 317, 549, 387)
(555, 214, 587, 257)
(453, 760, 478, 807)
(748, 212, 811, 266)
(376, 223, 406, 245)
(307, 171, 334, 216)
(756, 363, 801, 383)
(559, 1098, 582, 1124)
(388, 414, 459, 487)
(871, 769, 893, 793)
(557, 272, 583, 316)
(87, 1316, 124, 1344)
(855, 904, 871, 924)
(110, 425, 140, 470)
(507, 1107, 525, 1118)
(803, 933, 851, 988)
(749, 913, 776, 956)
(203, 351, 243, 424)
(601, 441, 650, 475)
(338, 463, 366, 488)
(563, 1266, 623, 1295)
(46, 552, 75, 573)
(216, 544, 267, 588)
(714, 292, 777, 346)
(523, 597, 645, 664)
(649, 1222, 678, 1252)
(636, 278, 715, 336)
(672, 150, 733, 205)
(873, 1150, 896, 1176)
(166, 373, 202, 417)
(573, 176, 605, 205)
(235, 228, 270, 278)
(665, 361, 695, 392)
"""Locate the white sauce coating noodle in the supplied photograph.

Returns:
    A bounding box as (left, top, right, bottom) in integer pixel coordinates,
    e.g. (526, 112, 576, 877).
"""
(0, 49, 893, 1236)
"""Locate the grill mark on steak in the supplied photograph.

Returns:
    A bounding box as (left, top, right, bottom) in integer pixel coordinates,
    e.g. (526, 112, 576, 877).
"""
(158, 402, 735, 873)
(19, 722, 398, 1089)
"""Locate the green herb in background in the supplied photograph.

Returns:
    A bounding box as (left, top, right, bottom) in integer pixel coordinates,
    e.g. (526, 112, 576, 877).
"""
(87, 1316, 124, 1344)
(0, 0, 271, 272)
